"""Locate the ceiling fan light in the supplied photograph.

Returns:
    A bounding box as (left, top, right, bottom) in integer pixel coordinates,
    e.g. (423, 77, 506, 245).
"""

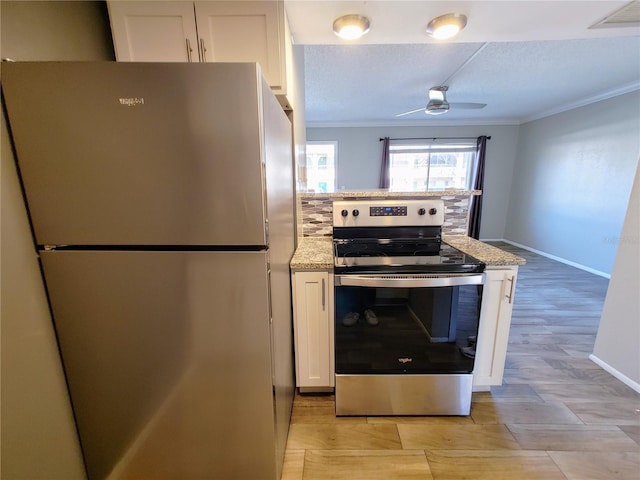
(429, 89, 446, 102)
(426, 13, 467, 39)
(333, 14, 370, 40)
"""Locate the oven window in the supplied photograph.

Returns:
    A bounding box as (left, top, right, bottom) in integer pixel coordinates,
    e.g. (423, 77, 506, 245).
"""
(335, 284, 482, 374)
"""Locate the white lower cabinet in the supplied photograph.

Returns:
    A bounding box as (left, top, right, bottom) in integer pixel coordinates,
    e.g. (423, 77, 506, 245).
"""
(290, 267, 517, 393)
(291, 271, 334, 391)
(473, 266, 519, 390)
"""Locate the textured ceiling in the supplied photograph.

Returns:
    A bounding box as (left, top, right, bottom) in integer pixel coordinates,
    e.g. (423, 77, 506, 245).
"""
(285, 1, 640, 126)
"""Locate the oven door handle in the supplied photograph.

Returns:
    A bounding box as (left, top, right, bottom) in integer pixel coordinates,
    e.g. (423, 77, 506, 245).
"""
(334, 273, 485, 288)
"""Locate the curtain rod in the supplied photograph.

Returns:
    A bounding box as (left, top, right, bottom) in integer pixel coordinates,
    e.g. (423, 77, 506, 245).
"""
(379, 136, 491, 141)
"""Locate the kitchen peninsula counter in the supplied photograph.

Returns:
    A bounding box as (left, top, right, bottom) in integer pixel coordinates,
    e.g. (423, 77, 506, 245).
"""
(290, 234, 526, 395)
(290, 235, 525, 271)
(299, 189, 481, 200)
(444, 236, 526, 266)
(298, 190, 481, 237)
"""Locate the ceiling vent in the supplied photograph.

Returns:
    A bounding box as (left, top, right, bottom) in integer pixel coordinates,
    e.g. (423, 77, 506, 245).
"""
(590, 0, 640, 28)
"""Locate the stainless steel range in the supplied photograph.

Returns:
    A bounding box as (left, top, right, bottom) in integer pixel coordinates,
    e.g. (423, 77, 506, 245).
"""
(333, 199, 485, 415)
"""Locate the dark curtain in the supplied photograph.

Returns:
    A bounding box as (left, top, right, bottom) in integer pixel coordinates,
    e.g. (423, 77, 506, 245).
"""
(468, 135, 488, 239)
(379, 136, 391, 188)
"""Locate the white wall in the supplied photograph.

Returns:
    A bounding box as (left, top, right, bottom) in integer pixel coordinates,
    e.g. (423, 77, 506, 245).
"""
(505, 91, 640, 275)
(1, 2, 114, 478)
(1, 1, 114, 61)
(307, 124, 520, 239)
(1, 115, 87, 480)
(591, 160, 640, 390)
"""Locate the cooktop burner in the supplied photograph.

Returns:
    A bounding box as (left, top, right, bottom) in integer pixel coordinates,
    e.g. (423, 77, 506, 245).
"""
(336, 243, 443, 258)
(334, 242, 485, 274)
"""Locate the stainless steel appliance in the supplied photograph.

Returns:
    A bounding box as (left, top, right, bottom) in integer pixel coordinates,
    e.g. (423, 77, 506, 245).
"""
(333, 199, 485, 415)
(3, 62, 294, 480)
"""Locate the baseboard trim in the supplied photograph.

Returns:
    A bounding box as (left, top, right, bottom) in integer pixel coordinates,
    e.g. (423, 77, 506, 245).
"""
(589, 354, 640, 393)
(491, 238, 611, 279)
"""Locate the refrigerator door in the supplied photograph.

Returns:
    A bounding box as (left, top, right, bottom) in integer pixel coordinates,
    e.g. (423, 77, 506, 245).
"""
(41, 250, 277, 480)
(2, 62, 269, 246)
(260, 78, 295, 478)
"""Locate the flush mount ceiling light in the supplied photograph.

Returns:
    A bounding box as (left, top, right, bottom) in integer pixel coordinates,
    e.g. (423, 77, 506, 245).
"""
(426, 13, 467, 39)
(332, 14, 371, 40)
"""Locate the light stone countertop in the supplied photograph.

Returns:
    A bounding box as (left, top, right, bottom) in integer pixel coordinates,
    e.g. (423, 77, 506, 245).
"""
(290, 235, 525, 271)
(443, 235, 526, 266)
(299, 189, 481, 200)
(290, 237, 334, 271)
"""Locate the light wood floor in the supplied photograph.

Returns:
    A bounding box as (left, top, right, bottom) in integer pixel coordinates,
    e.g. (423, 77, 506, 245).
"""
(282, 242, 640, 480)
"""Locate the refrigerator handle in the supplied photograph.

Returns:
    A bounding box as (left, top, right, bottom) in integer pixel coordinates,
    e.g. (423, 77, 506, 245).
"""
(267, 267, 275, 390)
(267, 269, 273, 323)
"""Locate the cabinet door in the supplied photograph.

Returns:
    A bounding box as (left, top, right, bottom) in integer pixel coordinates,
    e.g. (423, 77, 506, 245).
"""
(474, 267, 518, 388)
(194, 1, 284, 89)
(292, 272, 334, 389)
(108, 1, 200, 62)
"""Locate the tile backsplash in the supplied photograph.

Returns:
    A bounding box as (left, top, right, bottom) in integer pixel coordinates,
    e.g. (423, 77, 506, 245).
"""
(301, 197, 334, 237)
(301, 195, 473, 237)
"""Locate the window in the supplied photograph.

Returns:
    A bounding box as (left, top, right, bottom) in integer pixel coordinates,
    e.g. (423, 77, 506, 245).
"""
(388, 140, 477, 192)
(306, 141, 337, 192)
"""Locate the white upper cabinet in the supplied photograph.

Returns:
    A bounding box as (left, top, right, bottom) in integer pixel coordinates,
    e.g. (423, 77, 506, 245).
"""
(195, 2, 283, 89)
(107, 1, 199, 62)
(107, 1, 293, 107)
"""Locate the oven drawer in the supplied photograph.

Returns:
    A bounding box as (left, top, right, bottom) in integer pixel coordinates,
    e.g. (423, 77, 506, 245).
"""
(335, 373, 473, 416)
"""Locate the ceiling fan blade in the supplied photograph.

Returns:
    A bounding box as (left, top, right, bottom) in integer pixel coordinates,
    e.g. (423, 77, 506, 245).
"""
(395, 107, 425, 117)
(450, 102, 487, 109)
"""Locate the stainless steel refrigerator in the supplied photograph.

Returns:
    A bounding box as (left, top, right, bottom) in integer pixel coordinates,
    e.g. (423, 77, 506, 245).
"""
(3, 62, 295, 480)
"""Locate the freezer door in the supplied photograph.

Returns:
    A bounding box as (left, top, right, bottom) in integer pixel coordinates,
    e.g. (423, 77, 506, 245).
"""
(2, 62, 268, 246)
(40, 250, 281, 480)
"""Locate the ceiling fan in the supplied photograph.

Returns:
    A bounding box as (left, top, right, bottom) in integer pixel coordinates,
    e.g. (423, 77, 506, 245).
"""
(395, 85, 487, 117)
(396, 42, 490, 117)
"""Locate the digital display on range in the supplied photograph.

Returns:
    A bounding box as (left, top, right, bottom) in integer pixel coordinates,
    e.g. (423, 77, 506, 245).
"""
(370, 206, 407, 216)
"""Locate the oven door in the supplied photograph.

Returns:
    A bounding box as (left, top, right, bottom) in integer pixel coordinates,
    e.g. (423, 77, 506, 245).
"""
(334, 272, 485, 415)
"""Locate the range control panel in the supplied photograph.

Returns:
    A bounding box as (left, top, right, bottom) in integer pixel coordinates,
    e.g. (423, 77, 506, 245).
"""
(333, 199, 445, 228)
(370, 205, 407, 216)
